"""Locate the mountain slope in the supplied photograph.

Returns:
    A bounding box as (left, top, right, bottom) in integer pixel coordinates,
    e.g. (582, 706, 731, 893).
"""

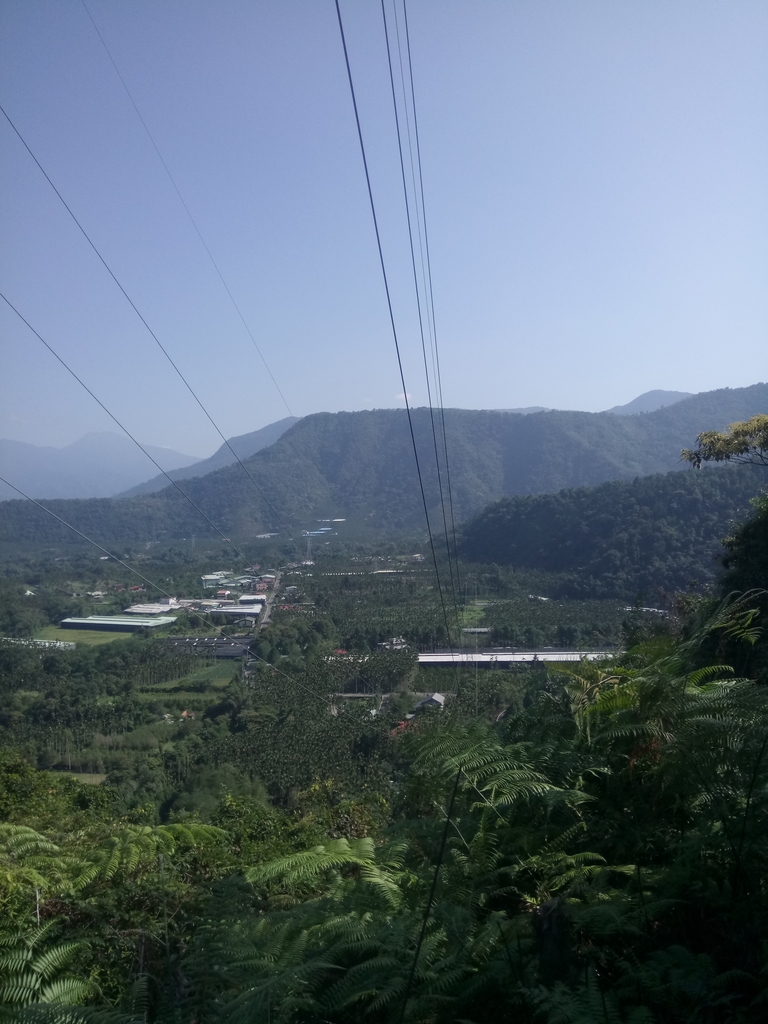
(604, 389, 693, 415)
(119, 417, 300, 497)
(0, 383, 766, 546)
(459, 465, 765, 598)
(0, 433, 201, 501)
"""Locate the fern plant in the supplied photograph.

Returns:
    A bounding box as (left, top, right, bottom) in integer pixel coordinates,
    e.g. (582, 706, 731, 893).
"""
(0, 924, 91, 1010)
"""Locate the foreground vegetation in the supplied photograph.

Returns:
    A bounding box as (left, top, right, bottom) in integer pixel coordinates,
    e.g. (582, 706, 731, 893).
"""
(0, 483, 766, 1021)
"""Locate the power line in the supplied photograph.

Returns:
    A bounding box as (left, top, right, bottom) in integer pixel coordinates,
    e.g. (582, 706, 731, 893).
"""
(398, 763, 463, 1023)
(333, 0, 455, 654)
(0, 472, 336, 706)
(0, 475, 191, 601)
(78, 0, 295, 421)
(0, 102, 299, 552)
(399, 0, 463, 608)
(0, 290, 254, 570)
(380, 0, 461, 638)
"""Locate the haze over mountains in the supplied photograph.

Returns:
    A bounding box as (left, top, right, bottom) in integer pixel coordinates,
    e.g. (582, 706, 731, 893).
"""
(0, 433, 200, 501)
(118, 417, 300, 497)
(0, 383, 765, 546)
(0, 390, 694, 503)
(604, 389, 693, 415)
(0, 421, 299, 503)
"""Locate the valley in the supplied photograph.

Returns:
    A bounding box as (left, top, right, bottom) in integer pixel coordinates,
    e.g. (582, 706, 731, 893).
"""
(1, 394, 767, 1022)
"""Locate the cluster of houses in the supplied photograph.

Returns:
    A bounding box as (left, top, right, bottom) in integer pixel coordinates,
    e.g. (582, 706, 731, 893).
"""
(193, 568, 276, 623)
(60, 566, 278, 634)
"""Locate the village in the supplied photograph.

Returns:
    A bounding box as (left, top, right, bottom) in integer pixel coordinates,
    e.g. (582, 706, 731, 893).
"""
(58, 565, 279, 633)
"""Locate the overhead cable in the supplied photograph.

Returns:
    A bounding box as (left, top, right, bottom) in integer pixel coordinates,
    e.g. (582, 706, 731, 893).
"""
(397, 0, 462, 606)
(380, 0, 461, 636)
(399, 0, 463, 600)
(0, 289, 253, 570)
(333, 0, 455, 653)
(398, 763, 463, 1023)
(79, 0, 295, 420)
(0, 103, 299, 552)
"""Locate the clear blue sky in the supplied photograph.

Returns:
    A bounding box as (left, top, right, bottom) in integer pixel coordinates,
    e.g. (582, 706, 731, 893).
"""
(1, 0, 766, 457)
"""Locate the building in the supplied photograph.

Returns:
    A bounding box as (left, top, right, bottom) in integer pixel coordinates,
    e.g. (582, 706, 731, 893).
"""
(200, 572, 231, 589)
(60, 615, 177, 633)
(417, 651, 612, 668)
(377, 636, 409, 650)
(124, 599, 180, 615)
(167, 636, 252, 659)
(414, 693, 446, 711)
(208, 605, 263, 618)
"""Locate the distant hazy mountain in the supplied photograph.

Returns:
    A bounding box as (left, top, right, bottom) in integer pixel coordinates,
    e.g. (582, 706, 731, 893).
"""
(495, 406, 551, 414)
(497, 391, 693, 417)
(119, 417, 300, 497)
(0, 433, 201, 501)
(3, 383, 766, 545)
(604, 389, 693, 415)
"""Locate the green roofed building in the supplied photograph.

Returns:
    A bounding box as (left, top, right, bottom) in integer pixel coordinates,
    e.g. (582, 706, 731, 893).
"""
(60, 615, 177, 632)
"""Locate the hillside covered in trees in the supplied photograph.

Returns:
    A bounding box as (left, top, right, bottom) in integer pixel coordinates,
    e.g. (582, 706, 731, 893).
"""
(0, 383, 766, 545)
(460, 465, 765, 599)
(1, 491, 768, 1021)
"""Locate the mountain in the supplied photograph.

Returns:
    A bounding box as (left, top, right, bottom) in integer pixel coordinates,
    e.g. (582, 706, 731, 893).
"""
(604, 389, 693, 415)
(119, 417, 300, 497)
(494, 406, 550, 414)
(497, 389, 693, 417)
(0, 383, 766, 546)
(459, 465, 766, 599)
(0, 433, 201, 501)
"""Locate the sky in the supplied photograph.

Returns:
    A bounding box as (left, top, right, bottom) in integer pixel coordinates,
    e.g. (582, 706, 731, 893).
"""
(1, 0, 766, 458)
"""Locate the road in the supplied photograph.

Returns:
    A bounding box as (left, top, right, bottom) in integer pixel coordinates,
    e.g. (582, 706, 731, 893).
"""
(256, 571, 281, 633)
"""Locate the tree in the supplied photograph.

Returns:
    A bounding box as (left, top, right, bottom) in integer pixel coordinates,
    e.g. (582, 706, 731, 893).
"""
(682, 414, 768, 468)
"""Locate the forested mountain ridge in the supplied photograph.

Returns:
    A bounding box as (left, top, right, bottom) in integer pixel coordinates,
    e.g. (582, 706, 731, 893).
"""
(118, 416, 300, 497)
(603, 388, 692, 414)
(460, 464, 765, 599)
(0, 382, 766, 545)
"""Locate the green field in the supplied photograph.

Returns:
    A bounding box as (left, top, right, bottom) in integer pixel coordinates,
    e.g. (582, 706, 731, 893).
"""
(160, 662, 235, 690)
(45, 772, 108, 785)
(460, 602, 486, 627)
(34, 625, 126, 646)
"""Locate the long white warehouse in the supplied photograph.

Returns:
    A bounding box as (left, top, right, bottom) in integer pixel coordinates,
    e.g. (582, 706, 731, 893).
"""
(418, 651, 612, 667)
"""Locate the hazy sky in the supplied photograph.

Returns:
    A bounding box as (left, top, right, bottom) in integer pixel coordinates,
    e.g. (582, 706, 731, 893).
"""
(1, 0, 766, 457)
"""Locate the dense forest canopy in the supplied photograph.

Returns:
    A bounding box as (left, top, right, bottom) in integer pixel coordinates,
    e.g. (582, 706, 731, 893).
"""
(459, 465, 764, 598)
